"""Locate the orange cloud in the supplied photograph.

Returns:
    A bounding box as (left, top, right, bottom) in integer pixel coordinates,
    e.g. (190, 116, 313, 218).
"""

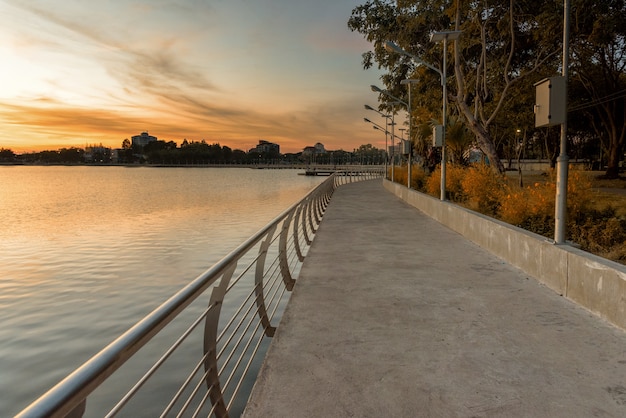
(0, 93, 387, 154)
(0, 0, 388, 155)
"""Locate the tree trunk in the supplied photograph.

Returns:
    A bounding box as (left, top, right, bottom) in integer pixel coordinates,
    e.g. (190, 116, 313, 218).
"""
(452, 4, 506, 175)
(456, 99, 506, 173)
(605, 141, 623, 178)
(602, 104, 625, 178)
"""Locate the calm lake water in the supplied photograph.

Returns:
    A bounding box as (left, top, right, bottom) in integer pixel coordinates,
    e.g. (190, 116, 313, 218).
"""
(0, 166, 323, 416)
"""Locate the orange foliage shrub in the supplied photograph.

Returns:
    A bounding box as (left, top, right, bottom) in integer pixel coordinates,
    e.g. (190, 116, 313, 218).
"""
(419, 164, 625, 263)
(566, 170, 593, 219)
(499, 181, 555, 229)
(499, 170, 593, 233)
(425, 164, 466, 200)
(388, 165, 428, 191)
(460, 164, 507, 216)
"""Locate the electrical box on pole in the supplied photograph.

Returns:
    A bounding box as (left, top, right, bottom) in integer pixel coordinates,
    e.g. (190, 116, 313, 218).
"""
(402, 139, 411, 155)
(534, 77, 566, 128)
(432, 125, 443, 147)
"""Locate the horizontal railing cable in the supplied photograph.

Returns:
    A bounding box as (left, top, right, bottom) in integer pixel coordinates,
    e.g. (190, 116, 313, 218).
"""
(104, 300, 217, 417)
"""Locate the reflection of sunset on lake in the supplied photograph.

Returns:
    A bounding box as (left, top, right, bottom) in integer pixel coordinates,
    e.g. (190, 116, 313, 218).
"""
(0, 166, 323, 415)
(0, 0, 385, 154)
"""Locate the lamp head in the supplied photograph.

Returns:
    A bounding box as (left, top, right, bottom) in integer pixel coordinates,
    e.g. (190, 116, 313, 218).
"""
(364, 104, 374, 111)
(364, 118, 372, 123)
(384, 41, 404, 55)
(383, 41, 443, 78)
(430, 30, 462, 42)
(370, 85, 383, 93)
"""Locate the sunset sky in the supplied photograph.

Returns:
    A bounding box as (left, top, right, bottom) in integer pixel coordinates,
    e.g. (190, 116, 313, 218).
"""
(0, 0, 394, 154)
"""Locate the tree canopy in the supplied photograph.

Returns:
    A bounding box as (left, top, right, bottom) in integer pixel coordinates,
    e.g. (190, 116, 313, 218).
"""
(349, 0, 626, 177)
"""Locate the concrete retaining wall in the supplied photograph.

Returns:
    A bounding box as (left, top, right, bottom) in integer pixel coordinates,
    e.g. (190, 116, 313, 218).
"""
(384, 180, 626, 330)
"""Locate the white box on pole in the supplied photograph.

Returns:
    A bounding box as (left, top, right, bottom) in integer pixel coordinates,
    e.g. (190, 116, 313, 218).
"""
(534, 77, 566, 127)
(402, 139, 411, 154)
(432, 125, 443, 147)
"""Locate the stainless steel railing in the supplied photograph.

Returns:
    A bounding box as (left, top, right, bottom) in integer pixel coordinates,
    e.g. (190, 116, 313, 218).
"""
(16, 170, 382, 418)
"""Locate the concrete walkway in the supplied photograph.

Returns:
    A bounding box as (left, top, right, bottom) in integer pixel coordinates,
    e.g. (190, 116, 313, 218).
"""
(243, 179, 626, 417)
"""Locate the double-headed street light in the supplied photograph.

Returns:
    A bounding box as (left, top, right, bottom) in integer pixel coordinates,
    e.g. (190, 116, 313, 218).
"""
(373, 126, 404, 144)
(365, 118, 404, 143)
(385, 41, 443, 81)
(364, 116, 387, 174)
(385, 32, 461, 201)
(370, 85, 408, 182)
(365, 105, 391, 177)
(364, 117, 403, 171)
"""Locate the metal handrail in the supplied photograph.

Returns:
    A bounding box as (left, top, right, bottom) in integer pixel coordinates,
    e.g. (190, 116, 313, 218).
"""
(16, 169, 382, 418)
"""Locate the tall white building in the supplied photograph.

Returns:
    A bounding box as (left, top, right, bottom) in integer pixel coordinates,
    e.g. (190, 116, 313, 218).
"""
(131, 132, 157, 147)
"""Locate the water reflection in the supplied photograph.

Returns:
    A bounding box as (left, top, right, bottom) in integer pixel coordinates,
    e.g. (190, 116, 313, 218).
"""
(0, 166, 321, 416)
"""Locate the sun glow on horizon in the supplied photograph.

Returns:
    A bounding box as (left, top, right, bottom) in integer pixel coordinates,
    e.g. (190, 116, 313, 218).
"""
(0, 0, 385, 155)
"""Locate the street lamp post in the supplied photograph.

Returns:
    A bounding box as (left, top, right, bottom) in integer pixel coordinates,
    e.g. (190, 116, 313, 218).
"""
(555, 0, 571, 244)
(401, 79, 419, 189)
(387, 101, 404, 182)
(385, 41, 444, 198)
(385, 34, 461, 200)
(390, 107, 396, 181)
(365, 104, 391, 178)
(430, 31, 462, 201)
(365, 118, 403, 159)
(364, 117, 390, 176)
(370, 85, 407, 183)
(398, 127, 406, 170)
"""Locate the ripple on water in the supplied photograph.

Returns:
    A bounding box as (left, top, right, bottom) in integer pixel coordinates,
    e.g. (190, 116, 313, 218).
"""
(0, 166, 323, 415)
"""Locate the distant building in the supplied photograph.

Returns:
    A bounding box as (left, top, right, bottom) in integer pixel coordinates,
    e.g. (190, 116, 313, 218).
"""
(131, 132, 157, 147)
(302, 143, 326, 158)
(84, 144, 111, 163)
(302, 146, 316, 158)
(110, 149, 121, 163)
(249, 140, 280, 154)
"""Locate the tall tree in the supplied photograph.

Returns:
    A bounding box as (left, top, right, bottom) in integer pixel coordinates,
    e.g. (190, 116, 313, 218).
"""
(349, 0, 561, 173)
(0, 148, 16, 162)
(569, 0, 626, 178)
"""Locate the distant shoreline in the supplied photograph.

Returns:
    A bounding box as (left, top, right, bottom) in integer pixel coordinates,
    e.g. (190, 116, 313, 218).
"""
(0, 162, 307, 169)
(0, 162, 381, 169)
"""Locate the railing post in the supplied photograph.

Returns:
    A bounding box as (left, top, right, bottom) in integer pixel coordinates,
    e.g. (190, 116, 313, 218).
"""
(203, 262, 238, 418)
(293, 204, 306, 261)
(300, 197, 313, 245)
(306, 196, 317, 235)
(279, 212, 296, 291)
(313, 193, 323, 225)
(254, 225, 278, 337)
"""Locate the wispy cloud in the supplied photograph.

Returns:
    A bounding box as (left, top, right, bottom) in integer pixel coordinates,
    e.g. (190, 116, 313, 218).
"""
(0, 0, 386, 153)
